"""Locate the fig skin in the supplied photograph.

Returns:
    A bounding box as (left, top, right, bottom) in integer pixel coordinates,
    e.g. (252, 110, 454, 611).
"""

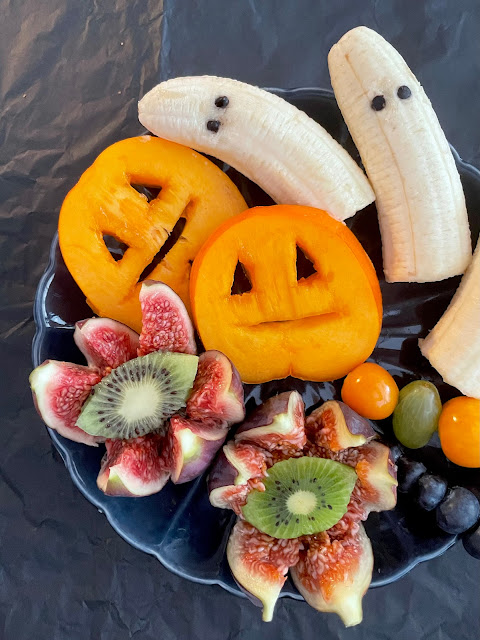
(168, 415, 229, 484)
(187, 350, 245, 424)
(208, 441, 267, 513)
(214, 393, 397, 625)
(30, 360, 102, 446)
(312, 440, 398, 523)
(227, 519, 301, 622)
(306, 400, 376, 452)
(97, 434, 170, 497)
(235, 390, 306, 454)
(74, 317, 139, 374)
(290, 524, 373, 627)
(306, 401, 397, 516)
(138, 280, 197, 356)
(355, 441, 398, 514)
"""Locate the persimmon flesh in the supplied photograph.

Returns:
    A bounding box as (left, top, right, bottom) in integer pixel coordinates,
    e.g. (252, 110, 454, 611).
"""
(190, 206, 382, 383)
(59, 136, 247, 332)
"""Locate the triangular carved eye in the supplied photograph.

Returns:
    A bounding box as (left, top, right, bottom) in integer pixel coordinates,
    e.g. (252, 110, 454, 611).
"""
(131, 183, 162, 202)
(139, 216, 187, 281)
(231, 261, 253, 295)
(103, 235, 129, 262)
(296, 245, 317, 280)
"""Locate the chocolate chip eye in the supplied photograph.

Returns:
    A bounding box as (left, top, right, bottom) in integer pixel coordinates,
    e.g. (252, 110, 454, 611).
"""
(397, 85, 412, 100)
(371, 95, 386, 111)
(206, 120, 221, 133)
(215, 96, 229, 108)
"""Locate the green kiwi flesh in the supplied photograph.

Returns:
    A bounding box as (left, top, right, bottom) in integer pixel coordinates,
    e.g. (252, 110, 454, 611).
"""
(77, 352, 198, 439)
(242, 457, 357, 539)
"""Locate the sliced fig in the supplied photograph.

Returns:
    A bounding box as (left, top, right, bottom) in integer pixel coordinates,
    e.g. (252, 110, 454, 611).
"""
(29, 360, 102, 446)
(306, 401, 376, 453)
(97, 433, 170, 497)
(313, 439, 397, 518)
(353, 441, 398, 515)
(235, 391, 306, 456)
(227, 519, 301, 622)
(326, 485, 366, 539)
(186, 350, 245, 424)
(208, 441, 268, 514)
(168, 414, 228, 484)
(291, 524, 373, 627)
(74, 317, 139, 374)
(138, 280, 196, 356)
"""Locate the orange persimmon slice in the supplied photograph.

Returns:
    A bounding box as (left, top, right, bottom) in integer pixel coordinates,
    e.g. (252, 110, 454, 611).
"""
(190, 205, 382, 383)
(59, 136, 247, 332)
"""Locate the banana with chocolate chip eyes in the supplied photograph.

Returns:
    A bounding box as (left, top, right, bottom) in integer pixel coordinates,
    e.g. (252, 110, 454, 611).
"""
(138, 76, 375, 222)
(328, 26, 472, 283)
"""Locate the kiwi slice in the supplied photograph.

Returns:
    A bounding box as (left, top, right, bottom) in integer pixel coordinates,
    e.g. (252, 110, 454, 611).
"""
(77, 352, 198, 439)
(242, 457, 357, 539)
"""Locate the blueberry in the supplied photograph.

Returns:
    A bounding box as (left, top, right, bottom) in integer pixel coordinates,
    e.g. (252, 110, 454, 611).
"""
(397, 457, 426, 493)
(436, 487, 480, 534)
(416, 474, 447, 511)
(389, 443, 404, 463)
(463, 523, 480, 559)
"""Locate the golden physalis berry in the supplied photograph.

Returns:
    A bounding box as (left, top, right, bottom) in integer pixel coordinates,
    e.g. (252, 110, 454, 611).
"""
(341, 363, 399, 420)
(439, 397, 480, 468)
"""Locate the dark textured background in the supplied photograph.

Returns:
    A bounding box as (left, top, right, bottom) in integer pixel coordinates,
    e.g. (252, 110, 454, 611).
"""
(1, 1, 479, 638)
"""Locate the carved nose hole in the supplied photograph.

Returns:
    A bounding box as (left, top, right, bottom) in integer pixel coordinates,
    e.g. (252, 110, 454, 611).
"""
(131, 184, 162, 203)
(139, 217, 187, 281)
(231, 261, 252, 295)
(296, 245, 316, 280)
(103, 234, 129, 261)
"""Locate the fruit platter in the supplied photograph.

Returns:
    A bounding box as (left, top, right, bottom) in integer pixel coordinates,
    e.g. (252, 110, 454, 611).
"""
(31, 27, 480, 627)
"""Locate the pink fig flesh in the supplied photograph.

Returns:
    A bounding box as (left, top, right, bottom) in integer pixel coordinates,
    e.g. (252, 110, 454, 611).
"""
(97, 433, 170, 496)
(186, 350, 245, 424)
(352, 442, 398, 515)
(235, 390, 306, 457)
(208, 441, 267, 514)
(327, 441, 398, 515)
(309, 440, 398, 526)
(290, 524, 373, 627)
(138, 280, 196, 356)
(306, 401, 376, 453)
(168, 414, 228, 484)
(74, 317, 139, 374)
(29, 360, 102, 446)
(227, 519, 301, 622)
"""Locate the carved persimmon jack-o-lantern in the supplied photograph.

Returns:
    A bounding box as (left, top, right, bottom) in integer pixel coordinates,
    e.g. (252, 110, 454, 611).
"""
(190, 206, 382, 384)
(58, 136, 247, 333)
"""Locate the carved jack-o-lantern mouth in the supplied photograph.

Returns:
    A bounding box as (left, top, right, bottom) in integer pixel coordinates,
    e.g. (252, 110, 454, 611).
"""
(58, 136, 247, 333)
(190, 205, 382, 384)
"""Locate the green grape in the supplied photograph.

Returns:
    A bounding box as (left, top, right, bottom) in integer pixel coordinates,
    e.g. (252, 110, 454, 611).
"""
(393, 380, 442, 449)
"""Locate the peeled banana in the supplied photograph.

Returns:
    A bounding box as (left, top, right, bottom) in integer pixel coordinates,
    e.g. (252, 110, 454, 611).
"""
(328, 26, 472, 282)
(420, 239, 480, 399)
(138, 76, 374, 221)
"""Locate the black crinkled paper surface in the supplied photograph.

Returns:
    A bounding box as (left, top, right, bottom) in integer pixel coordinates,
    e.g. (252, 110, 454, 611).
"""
(0, 1, 479, 639)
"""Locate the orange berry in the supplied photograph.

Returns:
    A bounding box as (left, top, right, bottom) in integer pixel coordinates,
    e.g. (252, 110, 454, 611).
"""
(439, 397, 480, 468)
(341, 362, 399, 420)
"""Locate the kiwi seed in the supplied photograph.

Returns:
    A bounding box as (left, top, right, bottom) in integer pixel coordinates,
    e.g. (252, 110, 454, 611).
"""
(77, 351, 198, 439)
(242, 457, 357, 539)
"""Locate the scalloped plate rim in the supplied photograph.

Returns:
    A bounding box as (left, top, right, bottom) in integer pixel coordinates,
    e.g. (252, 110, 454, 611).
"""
(32, 85, 480, 599)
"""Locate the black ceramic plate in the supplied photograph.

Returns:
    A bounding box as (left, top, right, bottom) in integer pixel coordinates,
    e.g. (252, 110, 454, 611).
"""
(32, 88, 480, 601)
